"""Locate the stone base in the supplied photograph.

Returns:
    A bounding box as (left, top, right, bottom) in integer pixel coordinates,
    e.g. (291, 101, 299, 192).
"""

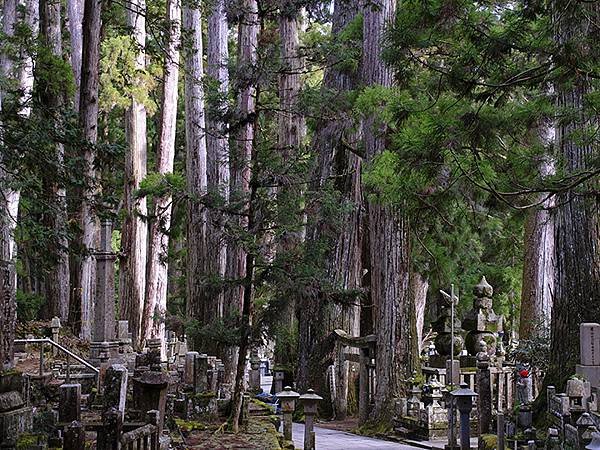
(576, 365, 600, 389)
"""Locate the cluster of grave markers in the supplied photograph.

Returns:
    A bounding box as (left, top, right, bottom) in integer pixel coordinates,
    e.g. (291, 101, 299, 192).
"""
(544, 323, 600, 449)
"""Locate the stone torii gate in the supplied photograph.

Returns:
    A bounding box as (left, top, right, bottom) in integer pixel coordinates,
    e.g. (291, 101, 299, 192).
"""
(331, 329, 376, 424)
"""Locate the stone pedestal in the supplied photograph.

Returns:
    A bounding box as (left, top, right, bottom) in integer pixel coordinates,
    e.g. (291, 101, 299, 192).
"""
(132, 371, 169, 433)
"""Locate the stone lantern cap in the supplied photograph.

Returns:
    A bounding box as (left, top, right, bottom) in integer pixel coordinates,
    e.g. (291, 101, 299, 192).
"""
(300, 389, 323, 402)
(51, 317, 61, 329)
(277, 386, 300, 400)
(300, 389, 323, 414)
(451, 382, 477, 399)
(451, 382, 477, 413)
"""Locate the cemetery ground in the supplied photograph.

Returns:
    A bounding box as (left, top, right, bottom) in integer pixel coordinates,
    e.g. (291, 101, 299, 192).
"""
(5, 319, 425, 449)
(6, 277, 600, 449)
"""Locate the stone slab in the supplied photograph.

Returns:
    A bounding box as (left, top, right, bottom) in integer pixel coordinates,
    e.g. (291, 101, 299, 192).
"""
(580, 323, 600, 366)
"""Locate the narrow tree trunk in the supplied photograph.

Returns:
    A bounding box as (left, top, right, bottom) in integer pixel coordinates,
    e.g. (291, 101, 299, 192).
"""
(120, 0, 148, 348)
(183, 2, 208, 339)
(67, 0, 83, 108)
(77, 0, 102, 340)
(224, 0, 259, 349)
(296, 0, 360, 420)
(273, 0, 305, 368)
(362, 0, 415, 422)
(143, 0, 181, 344)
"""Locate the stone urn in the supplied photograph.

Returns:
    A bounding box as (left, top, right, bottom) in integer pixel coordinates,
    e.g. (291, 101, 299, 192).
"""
(465, 331, 496, 357)
(434, 332, 464, 357)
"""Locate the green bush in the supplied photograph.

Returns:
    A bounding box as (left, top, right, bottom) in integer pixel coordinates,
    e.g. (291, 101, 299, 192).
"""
(16, 290, 44, 321)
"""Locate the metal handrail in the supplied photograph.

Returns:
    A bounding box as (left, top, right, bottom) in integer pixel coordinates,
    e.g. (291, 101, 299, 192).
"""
(14, 338, 99, 375)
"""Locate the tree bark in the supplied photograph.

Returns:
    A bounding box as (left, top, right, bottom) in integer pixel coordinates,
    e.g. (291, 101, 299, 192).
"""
(361, 0, 415, 422)
(273, 0, 306, 369)
(41, 0, 70, 321)
(183, 2, 209, 340)
(547, 1, 600, 390)
(67, 0, 83, 108)
(412, 272, 428, 354)
(204, 0, 231, 342)
(224, 0, 259, 351)
(520, 149, 555, 340)
(143, 0, 181, 344)
(0, 0, 18, 371)
(296, 0, 361, 420)
(77, 0, 102, 340)
(120, 0, 148, 349)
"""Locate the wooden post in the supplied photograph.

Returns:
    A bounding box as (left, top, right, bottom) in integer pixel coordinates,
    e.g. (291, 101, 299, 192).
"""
(359, 347, 370, 424)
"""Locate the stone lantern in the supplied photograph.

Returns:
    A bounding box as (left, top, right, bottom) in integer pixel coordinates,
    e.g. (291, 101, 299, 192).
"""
(299, 389, 322, 450)
(277, 386, 300, 441)
(451, 382, 477, 450)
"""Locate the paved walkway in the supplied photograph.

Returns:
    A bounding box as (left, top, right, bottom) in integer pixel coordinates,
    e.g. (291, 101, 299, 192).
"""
(291, 423, 424, 450)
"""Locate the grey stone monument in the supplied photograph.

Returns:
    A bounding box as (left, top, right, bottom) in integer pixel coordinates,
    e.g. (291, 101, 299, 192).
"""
(577, 323, 600, 388)
(91, 220, 118, 366)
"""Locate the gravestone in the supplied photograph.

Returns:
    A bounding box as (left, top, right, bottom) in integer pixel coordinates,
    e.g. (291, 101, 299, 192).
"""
(462, 277, 503, 358)
(103, 364, 128, 420)
(184, 352, 199, 386)
(91, 221, 119, 366)
(132, 370, 169, 433)
(577, 323, 600, 389)
(93, 220, 116, 342)
(58, 383, 81, 423)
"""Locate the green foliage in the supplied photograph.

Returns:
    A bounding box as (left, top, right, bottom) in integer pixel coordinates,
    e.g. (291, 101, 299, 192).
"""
(100, 35, 160, 114)
(34, 45, 76, 99)
(16, 290, 44, 322)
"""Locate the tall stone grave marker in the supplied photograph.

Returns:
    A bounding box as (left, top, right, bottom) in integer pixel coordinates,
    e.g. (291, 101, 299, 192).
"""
(577, 323, 600, 389)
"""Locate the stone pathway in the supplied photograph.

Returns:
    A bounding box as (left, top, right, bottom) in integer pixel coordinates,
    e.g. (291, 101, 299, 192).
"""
(291, 423, 425, 450)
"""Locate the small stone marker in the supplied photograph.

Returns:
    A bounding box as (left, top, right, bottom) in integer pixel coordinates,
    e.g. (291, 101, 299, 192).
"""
(58, 383, 81, 423)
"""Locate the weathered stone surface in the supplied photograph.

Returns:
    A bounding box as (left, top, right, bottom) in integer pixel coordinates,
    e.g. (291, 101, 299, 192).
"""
(580, 323, 600, 366)
(63, 420, 85, 450)
(132, 370, 169, 433)
(0, 406, 33, 444)
(576, 364, 600, 389)
(0, 391, 23, 411)
(184, 352, 199, 385)
(103, 364, 128, 419)
(58, 384, 81, 423)
(93, 220, 116, 342)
